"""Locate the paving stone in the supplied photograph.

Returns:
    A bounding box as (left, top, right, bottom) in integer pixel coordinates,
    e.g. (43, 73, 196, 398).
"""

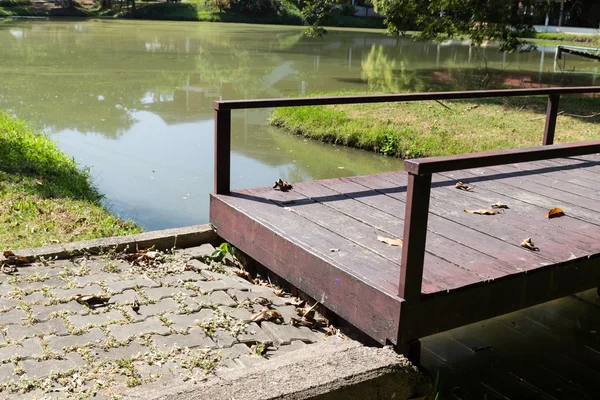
(21, 352, 86, 379)
(218, 306, 255, 321)
(0, 298, 19, 312)
(184, 244, 215, 260)
(261, 321, 322, 346)
(0, 308, 27, 325)
(152, 328, 216, 350)
(143, 286, 196, 301)
(0, 332, 5, 346)
(109, 317, 171, 342)
(237, 322, 272, 345)
(106, 276, 159, 293)
(127, 298, 180, 322)
(185, 259, 211, 271)
(21, 291, 47, 304)
(74, 273, 122, 287)
(5, 318, 68, 340)
(99, 342, 149, 361)
(46, 328, 106, 353)
(177, 295, 202, 313)
(265, 340, 308, 358)
(16, 280, 59, 291)
(51, 285, 104, 301)
(111, 289, 138, 304)
(0, 363, 15, 385)
(212, 329, 237, 348)
(273, 305, 301, 324)
(195, 291, 237, 307)
(68, 310, 126, 330)
(159, 270, 206, 285)
(31, 301, 88, 321)
(165, 309, 216, 332)
(0, 338, 44, 362)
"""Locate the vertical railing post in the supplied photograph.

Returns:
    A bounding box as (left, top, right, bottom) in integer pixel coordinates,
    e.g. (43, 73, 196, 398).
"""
(214, 107, 231, 195)
(399, 172, 432, 302)
(543, 94, 560, 145)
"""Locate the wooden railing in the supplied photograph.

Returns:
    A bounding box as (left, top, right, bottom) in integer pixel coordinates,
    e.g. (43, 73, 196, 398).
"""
(213, 86, 600, 301)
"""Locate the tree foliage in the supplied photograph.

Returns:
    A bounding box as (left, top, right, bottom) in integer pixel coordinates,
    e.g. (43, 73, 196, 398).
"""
(372, 0, 543, 52)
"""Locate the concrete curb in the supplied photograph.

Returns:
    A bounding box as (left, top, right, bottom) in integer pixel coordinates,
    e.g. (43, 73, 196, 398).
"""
(8, 224, 218, 260)
(126, 338, 430, 400)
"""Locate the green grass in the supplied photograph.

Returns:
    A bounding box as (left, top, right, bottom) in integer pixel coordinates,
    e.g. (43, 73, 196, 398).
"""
(270, 90, 600, 159)
(528, 32, 600, 47)
(0, 112, 141, 250)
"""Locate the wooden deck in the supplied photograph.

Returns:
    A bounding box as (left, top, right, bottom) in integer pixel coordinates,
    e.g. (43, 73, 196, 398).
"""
(211, 154, 600, 349)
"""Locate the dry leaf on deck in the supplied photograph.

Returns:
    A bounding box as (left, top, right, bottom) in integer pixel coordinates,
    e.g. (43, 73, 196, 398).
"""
(520, 237, 539, 251)
(74, 294, 111, 307)
(545, 207, 565, 219)
(377, 236, 403, 246)
(464, 209, 500, 215)
(3, 251, 15, 258)
(490, 202, 509, 209)
(273, 288, 285, 297)
(455, 181, 473, 191)
(248, 309, 283, 323)
(273, 179, 293, 192)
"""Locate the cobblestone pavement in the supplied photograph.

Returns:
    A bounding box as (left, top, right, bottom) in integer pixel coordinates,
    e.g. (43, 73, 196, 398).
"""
(0, 244, 338, 399)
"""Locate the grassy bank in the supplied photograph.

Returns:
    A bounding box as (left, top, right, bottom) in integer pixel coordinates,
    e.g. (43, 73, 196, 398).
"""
(529, 32, 600, 47)
(269, 91, 600, 159)
(0, 112, 140, 250)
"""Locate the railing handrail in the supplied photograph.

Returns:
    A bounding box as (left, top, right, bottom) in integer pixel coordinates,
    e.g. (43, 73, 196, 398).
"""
(404, 141, 600, 175)
(213, 86, 600, 110)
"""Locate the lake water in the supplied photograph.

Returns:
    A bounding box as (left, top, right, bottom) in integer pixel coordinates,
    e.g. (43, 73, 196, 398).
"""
(0, 19, 597, 230)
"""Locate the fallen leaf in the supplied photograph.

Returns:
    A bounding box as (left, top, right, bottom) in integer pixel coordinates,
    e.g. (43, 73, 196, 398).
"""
(330, 248, 340, 252)
(290, 317, 327, 329)
(3, 251, 14, 258)
(273, 288, 285, 297)
(455, 181, 473, 191)
(464, 209, 501, 215)
(233, 269, 254, 284)
(254, 297, 273, 307)
(520, 237, 539, 251)
(273, 179, 293, 192)
(545, 207, 565, 219)
(324, 325, 339, 337)
(74, 294, 111, 307)
(248, 309, 283, 323)
(1, 264, 17, 274)
(131, 297, 140, 314)
(490, 202, 509, 209)
(377, 236, 403, 246)
(296, 302, 318, 319)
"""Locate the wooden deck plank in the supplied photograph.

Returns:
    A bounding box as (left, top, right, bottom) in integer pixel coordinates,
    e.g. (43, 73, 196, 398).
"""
(336, 174, 553, 271)
(377, 172, 595, 263)
(440, 168, 600, 226)
(533, 157, 600, 183)
(290, 181, 518, 282)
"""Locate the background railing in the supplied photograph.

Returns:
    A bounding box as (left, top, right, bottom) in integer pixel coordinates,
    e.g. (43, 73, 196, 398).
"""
(213, 86, 600, 302)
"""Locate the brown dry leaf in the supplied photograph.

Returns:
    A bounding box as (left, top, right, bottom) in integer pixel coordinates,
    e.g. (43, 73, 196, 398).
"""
(131, 297, 140, 314)
(377, 236, 403, 246)
(491, 202, 509, 209)
(296, 302, 318, 319)
(455, 181, 473, 191)
(464, 209, 501, 215)
(233, 269, 254, 284)
(545, 207, 565, 219)
(520, 237, 539, 251)
(1, 264, 17, 274)
(290, 317, 327, 330)
(254, 297, 273, 307)
(3, 251, 15, 258)
(74, 294, 111, 307)
(273, 179, 293, 192)
(324, 325, 339, 338)
(273, 288, 285, 297)
(330, 248, 340, 252)
(248, 309, 283, 323)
